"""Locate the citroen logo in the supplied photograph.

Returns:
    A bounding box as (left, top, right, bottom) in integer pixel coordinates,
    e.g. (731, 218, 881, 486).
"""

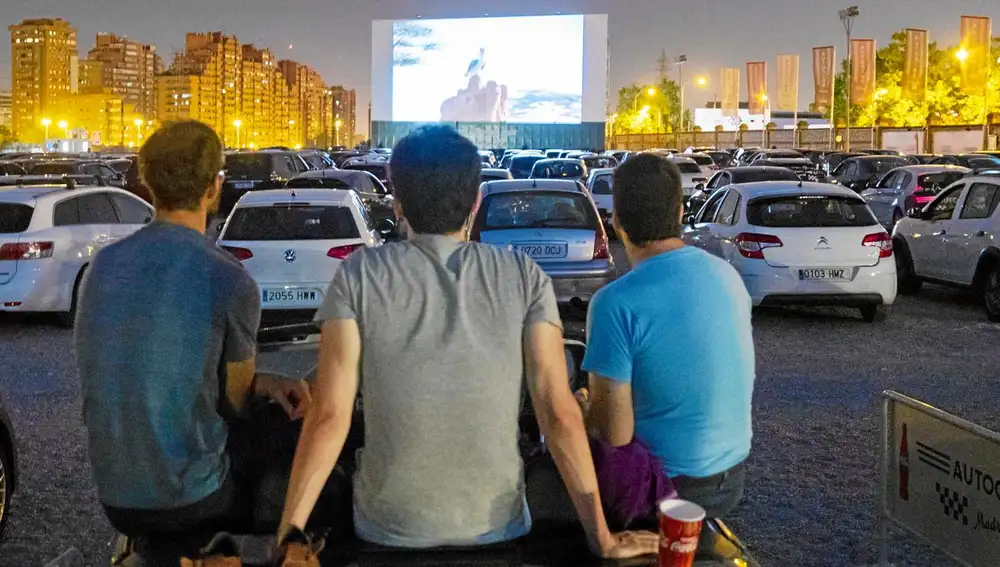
(284, 249, 296, 263)
(815, 237, 830, 249)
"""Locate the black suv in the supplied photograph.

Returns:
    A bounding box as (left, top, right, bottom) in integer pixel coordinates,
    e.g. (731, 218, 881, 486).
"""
(220, 151, 310, 216)
(830, 155, 912, 192)
(25, 160, 124, 187)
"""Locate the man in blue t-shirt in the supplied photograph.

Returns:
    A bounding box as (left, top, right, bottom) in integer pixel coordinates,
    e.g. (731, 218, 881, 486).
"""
(581, 153, 755, 519)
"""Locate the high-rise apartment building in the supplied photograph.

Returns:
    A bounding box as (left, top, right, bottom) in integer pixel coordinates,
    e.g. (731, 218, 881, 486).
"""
(9, 18, 78, 141)
(330, 86, 356, 148)
(279, 60, 329, 147)
(84, 33, 162, 120)
(171, 32, 241, 145)
(0, 91, 12, 132)
(240, 44, 276, 149)
(156, 73, 201, 123)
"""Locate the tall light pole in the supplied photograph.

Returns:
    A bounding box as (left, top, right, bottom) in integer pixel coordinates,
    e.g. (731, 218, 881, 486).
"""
(233, 119, 243, 149)
(41, 118, 52, 141)
(58, 120, 69, 139)
(675, 55, 688, 130)
(335, 119, 343, 148)
(680, 76, 708, 131)
(633, 87, 656, 113)
(839, 6, 859, 151)
(134, 118, 144, 145)
(872, 88, 888, 146)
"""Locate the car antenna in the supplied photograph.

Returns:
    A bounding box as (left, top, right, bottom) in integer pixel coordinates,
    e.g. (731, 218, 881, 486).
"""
(532, 178, 537, 188)
(798, 179, 803, 188)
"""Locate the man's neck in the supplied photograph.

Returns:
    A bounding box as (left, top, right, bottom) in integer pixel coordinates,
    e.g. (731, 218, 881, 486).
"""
(412, 229, 468, 243)
(629, 238, 686, 264)
(154, 209, 208, 235)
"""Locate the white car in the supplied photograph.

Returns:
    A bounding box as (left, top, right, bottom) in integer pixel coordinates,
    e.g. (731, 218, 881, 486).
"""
(0, 181, 153, 326)
(893, 174, 1000, 321)
(669, 156, 710, 197)
(683, 181, 897, 322)
(586, 167, 615, 225)
(217, 188, 382, 327)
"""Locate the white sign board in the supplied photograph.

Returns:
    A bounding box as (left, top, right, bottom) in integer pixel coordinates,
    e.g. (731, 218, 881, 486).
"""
(933, 129, 984, 153)
(881, 131, 925, 155)
(882, 391, 1000, 567)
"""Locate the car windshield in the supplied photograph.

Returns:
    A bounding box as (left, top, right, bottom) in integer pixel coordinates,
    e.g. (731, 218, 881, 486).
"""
(862, 158, 910, 175)
(344, 164, 388, 180)
(224, 205, 360, 240)
(674, 162, 702, 174)
(747, 195, 878, 227)
(483, 191, 596, 230)
(917, 172, 966, 191)
(730, 169, 802, 183)
(225, 154, 271, 178)
(0, 203, 33, 232)
(286, 177, 351, 190)
(28, 162, 75, 175)
(510, 156, 545, 176)
(967, 157, 1000, 168)
(532, 162, 585, 179)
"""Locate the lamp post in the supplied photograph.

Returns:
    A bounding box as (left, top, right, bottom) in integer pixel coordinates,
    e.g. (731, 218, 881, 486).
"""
(133, 118, 144, 144)
(58, 120, 69, 139)
(41, 118, 52, 140)
(839, 6, 860, 151)
(680, 76, 708, 131)
(335, 119, 343, 148)
(633, 87, 656, 113)
(233, 119, 243, 149)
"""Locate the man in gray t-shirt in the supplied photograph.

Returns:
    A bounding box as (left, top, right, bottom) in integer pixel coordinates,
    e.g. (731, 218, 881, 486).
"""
(277, 126, 656, 559)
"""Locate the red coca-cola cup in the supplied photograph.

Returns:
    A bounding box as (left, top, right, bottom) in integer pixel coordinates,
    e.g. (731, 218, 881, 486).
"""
(658, 499, 706, 567)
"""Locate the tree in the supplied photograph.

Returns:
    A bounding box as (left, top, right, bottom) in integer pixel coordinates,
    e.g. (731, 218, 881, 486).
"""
(613, 77, 683, 134)
(0, 126, 13, 149)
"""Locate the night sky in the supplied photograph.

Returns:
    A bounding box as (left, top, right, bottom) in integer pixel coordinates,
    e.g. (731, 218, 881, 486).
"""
(4, 0, 1000, 133)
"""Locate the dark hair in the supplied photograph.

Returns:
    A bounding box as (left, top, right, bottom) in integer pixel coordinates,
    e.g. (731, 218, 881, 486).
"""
(613, 153, 684, 245)
(139, 121, 222, 211)
(389, 126, 481, 234)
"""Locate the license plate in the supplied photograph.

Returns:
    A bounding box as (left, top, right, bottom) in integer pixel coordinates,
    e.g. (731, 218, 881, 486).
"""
(262, 289, 318, 303)
(512, 242, 568, 259)
(798, 268, 849, 281)
(233, 182, 254, 190)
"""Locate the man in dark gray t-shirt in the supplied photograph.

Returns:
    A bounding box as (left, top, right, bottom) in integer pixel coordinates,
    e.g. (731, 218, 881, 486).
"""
(277, 126, 656, 559)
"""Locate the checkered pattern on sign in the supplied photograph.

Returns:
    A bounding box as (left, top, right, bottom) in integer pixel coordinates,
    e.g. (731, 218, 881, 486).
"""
(936, 482, 969, 526)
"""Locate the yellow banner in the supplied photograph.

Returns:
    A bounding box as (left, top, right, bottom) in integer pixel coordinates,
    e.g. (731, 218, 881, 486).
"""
(812, 46, 836, 113)
(902, 29, 928, 102)
(776, 54, 799, 112)
(721, 67, 740, 117)
(960, 16, 992, 95)
(850, 39, 876, 104)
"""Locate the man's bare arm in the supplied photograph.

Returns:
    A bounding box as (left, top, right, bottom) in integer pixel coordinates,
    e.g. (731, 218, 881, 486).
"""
(277, 318, 361, 543)
(586, 374, 635, 447)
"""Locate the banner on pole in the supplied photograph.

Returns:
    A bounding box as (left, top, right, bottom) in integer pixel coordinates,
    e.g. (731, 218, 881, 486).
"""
(812, 46, 836, 114)
(960, 15, 992, 95)
(850, 38, 877, 105)
(721, 67, 740, 118)
(776, 54, 799, 112)
(902, 29, 928, 102)
(746, 61, 767, 114)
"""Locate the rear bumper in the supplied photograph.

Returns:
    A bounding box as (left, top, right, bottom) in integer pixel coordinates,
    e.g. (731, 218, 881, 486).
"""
(259, 309, 320, 329)
(759, 293, 884, 308)
(740, 261, 897, 307)
(545, 262, 617, 304)
(0, 263, 69, 313)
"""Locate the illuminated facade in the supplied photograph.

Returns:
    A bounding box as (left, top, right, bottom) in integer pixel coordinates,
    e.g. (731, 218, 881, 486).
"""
(9, 18, 78, 142)
(171, 32, 242, 146)
(156, 73, 200, 123)
(0, 91, 11, 132)
(65, 92, 124, 148)
(279, 60, 330, 147)
(330, 86, 357, 148)
(84, 33, 162, 121)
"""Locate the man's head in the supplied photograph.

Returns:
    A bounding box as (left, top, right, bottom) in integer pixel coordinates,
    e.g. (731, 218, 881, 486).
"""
(139, 120, 224, 214)
(612, 153, 684, 249)
(389, 125, 481, 235)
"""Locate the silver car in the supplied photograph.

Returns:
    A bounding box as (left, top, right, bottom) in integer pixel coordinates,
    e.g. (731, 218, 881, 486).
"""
(586, 168, 615, 225)
(471, 179, 616, 304)
(861, 165, 969, 230)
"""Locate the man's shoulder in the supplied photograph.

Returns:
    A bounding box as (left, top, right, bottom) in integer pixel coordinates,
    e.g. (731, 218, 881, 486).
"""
(351, 240, 534, 273)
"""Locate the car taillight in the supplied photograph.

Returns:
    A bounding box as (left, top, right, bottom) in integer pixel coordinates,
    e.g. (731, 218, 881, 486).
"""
(222, 246, 253, 261)
(0, 241, 54, 260)
(593, 228, 610, 260)
(862, 232, 893, 258)
(734, 233, 782, 259)
(328, 244, 362, 260)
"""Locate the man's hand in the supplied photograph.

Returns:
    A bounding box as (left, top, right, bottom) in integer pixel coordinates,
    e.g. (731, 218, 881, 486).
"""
(594, 530, 660, 559)
(256, 374, 313, 420)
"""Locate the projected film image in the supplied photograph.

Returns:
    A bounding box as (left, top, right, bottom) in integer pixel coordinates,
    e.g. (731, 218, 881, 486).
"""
(392, 15, 584, 124)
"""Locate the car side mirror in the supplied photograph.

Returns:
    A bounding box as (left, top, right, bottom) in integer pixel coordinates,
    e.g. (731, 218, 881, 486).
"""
(684, 214, 696, 227)
(216, 220, 226, 233)
(695, 183, 706, 191)
(375, 218, 397, 238)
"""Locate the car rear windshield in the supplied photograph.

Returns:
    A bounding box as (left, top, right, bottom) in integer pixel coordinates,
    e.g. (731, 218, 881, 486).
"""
(224, 205, 360, 240)
(968, 157, 1000, 169)
(918, 172, 965, 191)
(28, 163, 75, 175)
(286, 177, 351, 190)
(344, 164, 388, 180)
(511, 157, 545, 174)
(482, 191, 597, 230)
(688, 154, 715, 166)
(675, 162, 702, 174)
(583, 157, 617, 169)
(861, 158, 910, 175)
(747, 195, 877, 227)
(533, 162, 585, 179)
(225, 154, 272, 178)
(0, 204, 33, 232)
(592, 175, 613, 194)
(730, 169, 802, 183)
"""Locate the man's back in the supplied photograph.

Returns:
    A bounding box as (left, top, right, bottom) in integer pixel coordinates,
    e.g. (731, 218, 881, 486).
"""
(315, 234, 560, 547)
(584, 246, 754, 479)
(76, 221, 257, 510)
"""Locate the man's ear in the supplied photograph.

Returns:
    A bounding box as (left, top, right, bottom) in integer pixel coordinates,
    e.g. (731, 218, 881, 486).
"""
(392, 198, 404, 220)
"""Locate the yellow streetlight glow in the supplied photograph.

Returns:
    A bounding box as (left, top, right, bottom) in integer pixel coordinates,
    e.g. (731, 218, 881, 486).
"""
(41, 117, 52, 139)
(875, 88, 889, 98)
(288, 119, 295, 125)
(57, 120, 69, 138)
(647, 87, 657, 96)
(760, 94, 768, 101)
(233, 120, 243, 148)
(696, 76, 707, 87)
(294, 144, 302, 150)
(233, 119, 242, 127)
(956, 48, 969, 62)
(335, 119, 343, 128)
(133, 118, 143, 128)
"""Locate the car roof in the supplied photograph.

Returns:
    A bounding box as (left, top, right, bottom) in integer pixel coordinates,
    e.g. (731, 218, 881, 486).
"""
(293, 169, 370, 180)
(755, 158, 813, 164)
(235, 188, 357, 206)
(887, 165, 971, 173)
(667, 155, 696, 164)
(532, 158, 585, 165)
(481, 168, 511, 174)
(848, 155, 910, 161)
(732, 181, 861, 200)
(961, 175, 1000, 185)
(0, 184, 118, 204)
(588, 168, 615, 177)
(480, 179, 584, 195)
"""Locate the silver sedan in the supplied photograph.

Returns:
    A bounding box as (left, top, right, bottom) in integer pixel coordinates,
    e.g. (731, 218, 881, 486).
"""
(861, 165, 969, 230)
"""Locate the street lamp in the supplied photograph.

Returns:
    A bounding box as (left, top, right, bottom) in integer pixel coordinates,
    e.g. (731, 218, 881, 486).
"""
(335, 119, 343, 147)
(41, 118, 51, 140)
(956, 48, 969, 63)
(839, 5, 860, 151)
(57, 120, 69, 139)
(760, 94, 772, 126)
(134, 118, 144, 143)
(233, 119, 243, 148)
(680, 76, 709, 130)
(633, 87, 656, 113)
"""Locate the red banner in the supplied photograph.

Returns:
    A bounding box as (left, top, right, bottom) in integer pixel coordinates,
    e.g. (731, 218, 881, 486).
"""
(776, 54, 799, 112)
(850, 38, 876, 104)
(902, 29, 928, 102)
(812, 46, 835, 113)
(746, 61, 767, 114)
(960, 15, 992, 95)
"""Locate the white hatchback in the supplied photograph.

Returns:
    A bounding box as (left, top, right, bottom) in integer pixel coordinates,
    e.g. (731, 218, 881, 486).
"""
(217, 188, 381, 327)
(683, 181, 897, 322)
(0, 182, 153, 326)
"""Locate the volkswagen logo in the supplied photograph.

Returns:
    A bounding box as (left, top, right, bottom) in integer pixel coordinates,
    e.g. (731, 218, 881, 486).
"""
(283, 249, 296, 263)
(815, 237, 830, 249)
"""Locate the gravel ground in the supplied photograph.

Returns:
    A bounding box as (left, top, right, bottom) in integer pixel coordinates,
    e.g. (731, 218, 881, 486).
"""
(1, 244, 998, 566)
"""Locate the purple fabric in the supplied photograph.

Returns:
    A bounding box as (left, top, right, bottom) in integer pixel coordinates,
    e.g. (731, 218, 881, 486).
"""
(590, 437, 677, 529)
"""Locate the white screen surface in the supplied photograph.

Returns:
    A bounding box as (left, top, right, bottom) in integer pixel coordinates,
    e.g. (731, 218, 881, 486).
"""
(384, 15, 587, 124)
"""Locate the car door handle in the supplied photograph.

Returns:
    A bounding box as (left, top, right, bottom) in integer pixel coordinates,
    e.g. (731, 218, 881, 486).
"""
(933, 230, 946, 236)
(976, 230, 988, 237)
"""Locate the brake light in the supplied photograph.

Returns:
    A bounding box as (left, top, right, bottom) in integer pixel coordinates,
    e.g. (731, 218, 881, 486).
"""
(593, 227, 610, 260)
(734, 233, 782, 259)
(222, 246, 253, 261)
(862, 232, 893, 258)
(0, 241, 54, 260)
(327, 244, 362, 260)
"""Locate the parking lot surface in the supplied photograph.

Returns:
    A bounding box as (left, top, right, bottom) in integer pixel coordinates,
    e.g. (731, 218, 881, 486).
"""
(1, 245, 997, 566)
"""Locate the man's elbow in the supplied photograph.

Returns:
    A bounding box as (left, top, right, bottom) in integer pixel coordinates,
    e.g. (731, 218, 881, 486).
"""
(539, 398, 585, 437)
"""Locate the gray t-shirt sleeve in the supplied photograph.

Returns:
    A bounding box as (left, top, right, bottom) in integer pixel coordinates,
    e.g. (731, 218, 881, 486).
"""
(223, 270, 261, 363)
(315, 256, 360, 323)
(523, 257, 562, 330)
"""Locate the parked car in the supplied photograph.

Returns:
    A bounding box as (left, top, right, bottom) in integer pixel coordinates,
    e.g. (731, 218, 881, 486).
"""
(0, 182, 153, 326)
(508, 154, 548, 179)
(298, 150, 335, 170)
(929, 154, 1000, 169)
(906, 154, 942, 164)
(470, 179, 615, 304)
(26, 159, 124, 187)
(668, 156, 711, 197)
(746, 149, 804, 164)
(0, 163, 27, 176)
(103, 159, 134, 175)
(220, 151, 310, 216)
(579, 154, 618, 171)
(329, 150, 366, 168)
(479, 150, 498, 168)
(481, 168, 514, 182)
(286, 169, 396, 232)
(706, 151, 737, 169)
(604, 150, 632, 164)
(340, 155, 392, 192)
(118, 156, 153, 204)
(586, 168, 615, 225)
(752, 158, 826, 182)
(820, 152, 865, 175)
(0, 395, 16, 540)
(684, 181, 896, 321)
(217, 189, 384, 327)
(830, 155, 913, 192)
(861, 165, 970, 230)
(530, 159, 588, 181)
(860, 149, 904, 156)
(688, 166, 801, 213)
(684, 152, 718, 172)
(893, 175, 1000, 321)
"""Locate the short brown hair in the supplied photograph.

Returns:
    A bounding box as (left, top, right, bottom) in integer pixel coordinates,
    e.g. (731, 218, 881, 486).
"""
(139, 121, 223, 211)
(613, 153, 684, 245)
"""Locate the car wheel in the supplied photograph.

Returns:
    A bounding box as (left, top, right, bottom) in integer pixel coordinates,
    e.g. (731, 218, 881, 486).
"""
(894, 241, 923, 295)
(861, 304, 889, 323)
(0, 440, 10, 539)
(984, 267, 1000, 323)
(56, 266, 87, 329)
